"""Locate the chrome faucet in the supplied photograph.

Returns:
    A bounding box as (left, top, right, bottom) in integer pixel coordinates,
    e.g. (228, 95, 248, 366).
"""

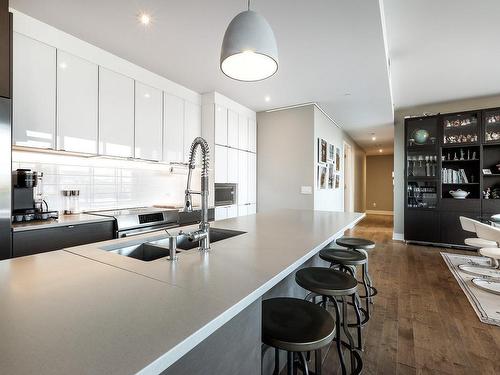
(184, 137, 211, 251)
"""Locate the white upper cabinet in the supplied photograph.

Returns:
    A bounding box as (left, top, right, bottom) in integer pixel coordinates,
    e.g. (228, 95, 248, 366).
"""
(238, 114, 248, 151)
(238, 150, 248, 205)
(135, 82, 162, 161)
(214, 104, 228, 146)
(215, 145, 228, 183)
(13, 33, 56, 149)
(56, 51, 98, 154)
(248, 118, 257, 153)
(248, 152, 257, 204)
(227, 147, 239, 184)
(163, 93, 184, 162)
(98, 67, 134, 157)
(184, 101, 202, 163)
(227, 109, 239, 148)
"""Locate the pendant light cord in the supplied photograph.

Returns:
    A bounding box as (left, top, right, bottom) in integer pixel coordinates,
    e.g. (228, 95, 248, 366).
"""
(248, 0, 251, 10)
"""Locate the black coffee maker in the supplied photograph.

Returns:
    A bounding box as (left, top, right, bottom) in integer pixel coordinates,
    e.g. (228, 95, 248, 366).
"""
(12, 169, 58, 223)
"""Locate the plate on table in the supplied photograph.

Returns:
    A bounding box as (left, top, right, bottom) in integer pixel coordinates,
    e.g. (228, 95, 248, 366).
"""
(458, 264, 500, 278)
(471, 278, 500, 295)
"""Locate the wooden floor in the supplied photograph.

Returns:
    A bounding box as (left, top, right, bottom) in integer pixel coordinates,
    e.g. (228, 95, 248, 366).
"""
(321, 215, 500, 375)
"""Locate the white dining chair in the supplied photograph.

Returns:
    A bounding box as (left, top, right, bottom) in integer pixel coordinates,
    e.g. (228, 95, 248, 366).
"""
(474, 221, 500, 268)
(459, 216, 497, 249)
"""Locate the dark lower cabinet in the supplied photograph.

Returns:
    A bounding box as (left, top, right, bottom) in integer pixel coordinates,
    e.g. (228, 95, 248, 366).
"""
(439, 211, 480, 246)
(404, 210, 440, 243)
(12, 221, 114, 258)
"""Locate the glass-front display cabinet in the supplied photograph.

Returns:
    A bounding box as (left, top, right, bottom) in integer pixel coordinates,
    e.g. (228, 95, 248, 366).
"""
(407, 180, 438, 209)
(442, 111, 479, 145)
(483, 108, 500, 144)
(406, 116, 438, 147)
(405, 116, 438, 209)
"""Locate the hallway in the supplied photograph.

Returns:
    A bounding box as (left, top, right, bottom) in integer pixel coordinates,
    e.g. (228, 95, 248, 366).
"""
(322, 214, 500, 374)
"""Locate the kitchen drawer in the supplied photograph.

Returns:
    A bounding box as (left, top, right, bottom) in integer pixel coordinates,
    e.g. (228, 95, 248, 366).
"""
(12, 221, 114, 257)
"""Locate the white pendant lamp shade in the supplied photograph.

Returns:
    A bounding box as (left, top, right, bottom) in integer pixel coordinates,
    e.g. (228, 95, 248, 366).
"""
(220, 10, 278, 81)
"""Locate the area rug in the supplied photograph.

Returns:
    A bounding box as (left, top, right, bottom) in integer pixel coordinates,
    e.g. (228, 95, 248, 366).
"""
(441, 252, 500, 326)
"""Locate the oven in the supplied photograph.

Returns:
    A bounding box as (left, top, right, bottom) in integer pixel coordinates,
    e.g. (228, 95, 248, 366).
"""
(214, 183, 237, 206)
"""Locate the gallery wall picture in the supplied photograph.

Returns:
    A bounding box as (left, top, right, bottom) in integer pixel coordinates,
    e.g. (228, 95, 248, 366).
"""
(328, 144, 335, 162)
(328, 164, 334, 189)
(318, 165, 327, 189)
(318, 138, 327, 163)
(335, 147, 341, 172)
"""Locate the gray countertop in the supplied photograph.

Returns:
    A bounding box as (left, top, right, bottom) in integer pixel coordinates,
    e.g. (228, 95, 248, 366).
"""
(11, 213, 115, 232)
(0, 209, 364, 375)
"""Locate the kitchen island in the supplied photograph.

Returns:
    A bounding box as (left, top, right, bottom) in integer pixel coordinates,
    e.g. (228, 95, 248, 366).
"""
(0, 209, 364, 375)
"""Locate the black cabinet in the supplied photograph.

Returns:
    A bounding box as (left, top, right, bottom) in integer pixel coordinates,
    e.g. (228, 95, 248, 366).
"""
(404, 210, 439, 243)
(0, 1, 11, 99)
(405, 108, 500, 248)
(439, 211, 480, 246)
(12, 221, 114, 258)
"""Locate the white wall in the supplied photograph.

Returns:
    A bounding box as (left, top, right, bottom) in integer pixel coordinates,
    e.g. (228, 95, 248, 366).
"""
(257, 106, 315, 212)
(257, 104, 366, 213)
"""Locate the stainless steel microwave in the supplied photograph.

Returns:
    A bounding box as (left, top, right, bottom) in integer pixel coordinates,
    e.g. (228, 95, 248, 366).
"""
(214, 183, 237, 206)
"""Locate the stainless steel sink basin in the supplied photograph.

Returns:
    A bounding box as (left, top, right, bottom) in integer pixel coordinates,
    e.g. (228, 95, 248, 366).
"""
(100, 227, 246, 261)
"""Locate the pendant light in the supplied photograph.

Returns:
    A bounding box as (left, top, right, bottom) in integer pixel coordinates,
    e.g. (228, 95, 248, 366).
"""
(220, 0, 278, 81)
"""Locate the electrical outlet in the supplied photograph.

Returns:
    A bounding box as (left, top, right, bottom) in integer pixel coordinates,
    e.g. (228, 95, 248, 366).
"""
(300, 186, 313, 195)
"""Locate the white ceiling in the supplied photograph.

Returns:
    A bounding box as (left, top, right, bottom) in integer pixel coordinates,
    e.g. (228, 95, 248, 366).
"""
(383, 0, 500, 110)
(11, 0, 395, 155)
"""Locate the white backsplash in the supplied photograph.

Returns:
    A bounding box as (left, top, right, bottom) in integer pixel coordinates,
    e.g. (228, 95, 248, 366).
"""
(12, 150, 201, 212)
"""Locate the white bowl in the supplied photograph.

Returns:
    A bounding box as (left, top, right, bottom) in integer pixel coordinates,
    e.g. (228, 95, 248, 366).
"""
(449, 189, 469, 199)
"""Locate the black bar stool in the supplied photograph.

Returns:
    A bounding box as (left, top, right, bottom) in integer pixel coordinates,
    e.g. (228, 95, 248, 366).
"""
(262, 297, 335, 375)
(295, 267, 363, 375)
(319, 248, 370, 332)
(335, 237, 378, 303)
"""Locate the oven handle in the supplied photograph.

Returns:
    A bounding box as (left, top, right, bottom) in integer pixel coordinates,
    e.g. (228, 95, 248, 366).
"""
(119, 224, 180, 238)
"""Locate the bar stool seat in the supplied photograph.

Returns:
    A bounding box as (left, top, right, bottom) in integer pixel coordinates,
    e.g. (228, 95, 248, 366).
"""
(262, 297, 335, 375)
(319, 249, 366, 266)
(262, 297, 335, 352)
(336, 237, 375, 250)
(296, 267, 358, 296)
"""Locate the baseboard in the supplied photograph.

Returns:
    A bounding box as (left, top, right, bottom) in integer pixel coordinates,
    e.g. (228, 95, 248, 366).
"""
(365, 210, 394, 216)
(392, 232, 404, 241)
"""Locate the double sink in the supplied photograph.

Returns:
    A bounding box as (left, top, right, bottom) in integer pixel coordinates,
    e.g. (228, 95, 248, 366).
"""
(101, 228, 246, 262)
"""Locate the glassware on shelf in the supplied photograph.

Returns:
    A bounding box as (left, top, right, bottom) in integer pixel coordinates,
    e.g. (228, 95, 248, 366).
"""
(407, 154, 437, 177)
(407, 182, 437, 208)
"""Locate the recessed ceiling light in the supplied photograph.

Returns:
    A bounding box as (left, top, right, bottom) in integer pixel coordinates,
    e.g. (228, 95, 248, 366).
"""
(59, 62, 67, 69)
(265, 96, 271, 102)
(138, 12, 151, 26)
(379, 149, 383, 153)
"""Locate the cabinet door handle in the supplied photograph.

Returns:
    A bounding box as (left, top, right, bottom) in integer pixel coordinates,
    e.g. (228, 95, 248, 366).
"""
(67, 225, 75, 229)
